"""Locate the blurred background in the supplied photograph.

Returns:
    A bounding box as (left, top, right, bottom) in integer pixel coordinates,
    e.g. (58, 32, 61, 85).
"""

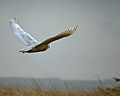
(0, 0, 120, 80)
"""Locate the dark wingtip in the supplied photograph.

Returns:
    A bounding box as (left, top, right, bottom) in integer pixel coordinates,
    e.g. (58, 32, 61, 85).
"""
(19, 50, 26, 54)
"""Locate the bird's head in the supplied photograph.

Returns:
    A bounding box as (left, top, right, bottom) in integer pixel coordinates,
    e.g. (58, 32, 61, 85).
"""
(47, 45, 50, 49)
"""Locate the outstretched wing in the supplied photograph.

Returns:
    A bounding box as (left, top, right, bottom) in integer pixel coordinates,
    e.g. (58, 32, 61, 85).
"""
(40, 25, 78, 45)
(9, 17, 38, 46)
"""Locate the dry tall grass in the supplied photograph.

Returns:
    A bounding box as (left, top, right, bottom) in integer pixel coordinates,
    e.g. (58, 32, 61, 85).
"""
(0, 78, 120, 96)
(0, 86, 120, 96)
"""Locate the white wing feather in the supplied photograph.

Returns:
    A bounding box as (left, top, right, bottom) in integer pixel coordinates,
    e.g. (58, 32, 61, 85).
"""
(9, 18, 38, 46)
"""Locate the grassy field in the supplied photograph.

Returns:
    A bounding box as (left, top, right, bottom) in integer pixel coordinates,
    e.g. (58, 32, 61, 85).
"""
(0, 78, 120, 96)
(0, 86, 120, 96)
(0, 85, 120, 95)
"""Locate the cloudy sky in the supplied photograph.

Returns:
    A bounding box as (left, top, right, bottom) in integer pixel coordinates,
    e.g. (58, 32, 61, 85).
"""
(0, 0, 120, 80)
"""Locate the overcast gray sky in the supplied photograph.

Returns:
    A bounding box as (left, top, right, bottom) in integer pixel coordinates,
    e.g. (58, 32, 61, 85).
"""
(0, 0, 120, 80)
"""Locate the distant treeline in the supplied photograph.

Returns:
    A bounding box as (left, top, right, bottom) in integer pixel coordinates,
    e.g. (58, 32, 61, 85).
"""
(0, 77, 118, 90)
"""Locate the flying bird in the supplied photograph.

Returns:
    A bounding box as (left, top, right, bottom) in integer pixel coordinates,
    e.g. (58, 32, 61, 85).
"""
(9, 18, 78, 53)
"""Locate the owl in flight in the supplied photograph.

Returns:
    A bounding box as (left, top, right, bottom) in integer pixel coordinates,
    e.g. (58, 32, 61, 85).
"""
(9, 18, 78, 53)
